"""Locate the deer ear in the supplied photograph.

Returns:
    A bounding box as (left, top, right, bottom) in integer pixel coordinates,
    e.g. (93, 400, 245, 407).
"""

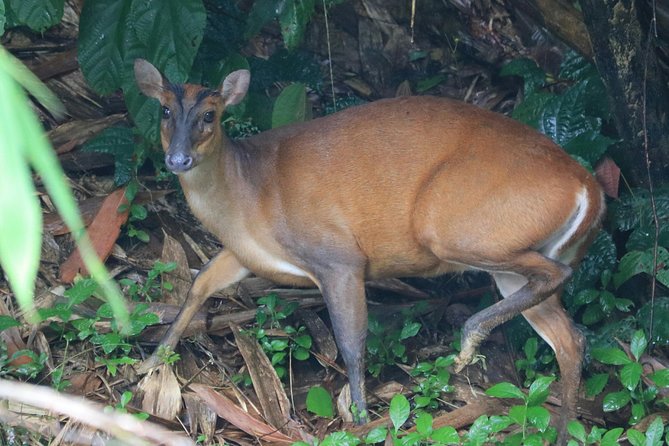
(220, 70, 250, 107)
(134, 59, 165, 100)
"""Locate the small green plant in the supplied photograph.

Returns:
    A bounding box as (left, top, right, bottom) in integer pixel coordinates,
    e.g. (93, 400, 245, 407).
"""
(514, 337, 556, 387)
(293, 393, 460, 446)
(366, 311, 422, 377)
(118, 260, 177, 302)
(626, 416, 667, 446)
(587, 330, 669, 425)
(104, 390, 149, 421)
(41, 272, 164, 377)
(410, 355, 456, 410)
(483, 376, 558, 444)
(246, 294, 312, 379)
(567, 420, 624, 446)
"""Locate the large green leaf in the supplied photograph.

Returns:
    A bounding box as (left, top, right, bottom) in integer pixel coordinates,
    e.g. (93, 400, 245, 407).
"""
(78, 0, 133, 94)
(637, 297, 669, 345)
(0, 48, 127, 326)
(278, 0, 316, 50)
(564, 231, 617, 303)
(83, 127, 135, 185)
(560, 51, 610, 120)
(245, 0, 276, 39)
(8, 0, 63, 32)
(130, 0, 206, 83)
(272, 83, 308, 128)
(122, 83, 160, 143)
(0, 61, 42, 313)
(305, 386, 334, 418)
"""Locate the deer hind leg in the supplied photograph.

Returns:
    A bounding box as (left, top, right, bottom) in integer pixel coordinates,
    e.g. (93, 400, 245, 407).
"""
(454, 250, 572, 371)
(521, 292, 584, 444)
(492, 272, 583, 444)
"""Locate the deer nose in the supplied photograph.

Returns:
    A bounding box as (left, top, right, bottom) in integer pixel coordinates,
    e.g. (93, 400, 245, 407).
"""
(165, 152, 193, 172)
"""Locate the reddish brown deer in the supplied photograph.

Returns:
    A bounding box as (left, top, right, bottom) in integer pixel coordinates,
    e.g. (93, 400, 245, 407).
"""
(134, 59, 603, 442)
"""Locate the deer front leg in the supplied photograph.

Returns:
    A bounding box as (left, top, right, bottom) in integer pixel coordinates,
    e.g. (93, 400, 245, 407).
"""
(137, 250, 250, 374)
(318, 267, 369, 423)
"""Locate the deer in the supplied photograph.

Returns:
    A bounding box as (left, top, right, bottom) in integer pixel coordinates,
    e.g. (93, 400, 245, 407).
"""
(133, 58, 604, 443)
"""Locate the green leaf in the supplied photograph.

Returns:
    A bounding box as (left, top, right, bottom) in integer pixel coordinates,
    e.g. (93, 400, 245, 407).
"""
(600, 428, 623, 446)
(508, 404, 527, 426)
(585, 373, 609, 397)
(626, 429, 645, 446)
(278, 0, 316, 50)
(630, 330, 648, 361)
(0, 52, 44, 314)
(399, 321, 421, 340)
(602, 390, 631, 412)
(581, 303, 605, 325)
(591, 347, 632, 365)
(430, 425, 460, 444)
(526, 406, 551, 432)
(563, 130, 615, 165)
(8, 0, 63, 32)
(389, 394, 410, 432)
(524, 337, 538, 359)
(82, 127, 135, 186)
(650, 369, 669, 387)
(645, 416, 665, 446)
(564, 231, 617, 301)
(614, 248, 669, 289)
(64, 278, 99, 306)
(416, 74, 446, 93)
(637, 297, 669, 345)
(0, 315, 20, 332)
(364, 427, 388, 443)
(620, 362, 643, 392)
(414, 411, 432, 435)
(567, 420, 587, 442)
(129, 0, 206, 83)
(527, 375, 555, 406)
(78, 0, 133, 95)
(294, 334, 312, 349)
(306, 386, 334, 418)
(630, 402, 645, 424)
(245, 0, 276, 39)
(485, 382, 526, 401)
(270, 339, 288, 351)
(272, 83, 308, 128)
(292, 347, 309, 360)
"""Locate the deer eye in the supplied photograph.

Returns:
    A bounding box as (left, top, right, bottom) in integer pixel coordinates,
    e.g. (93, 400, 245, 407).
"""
(203, 111, 215, 123)
(162, 106, 171, 119)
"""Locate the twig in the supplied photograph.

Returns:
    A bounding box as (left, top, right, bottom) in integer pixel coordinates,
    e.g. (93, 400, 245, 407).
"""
(0, 379, 194, 446)
(323, 0, 337, 112)
(641, 15, 660, 347)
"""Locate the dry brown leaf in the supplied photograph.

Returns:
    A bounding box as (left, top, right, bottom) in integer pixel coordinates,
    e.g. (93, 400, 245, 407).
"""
(190, 383, 297, 445)
(337, 384, 354, 423)
(183, 392, 217, 439)
(0, 299, 30, 367)
(231, 324, 293, 433)
(59, 188, 130, 283)
(66, 372, 104, 396)
(138, 363, 183, 420)
(595, 156, 621, 198)
(160, 230, 192, 305)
